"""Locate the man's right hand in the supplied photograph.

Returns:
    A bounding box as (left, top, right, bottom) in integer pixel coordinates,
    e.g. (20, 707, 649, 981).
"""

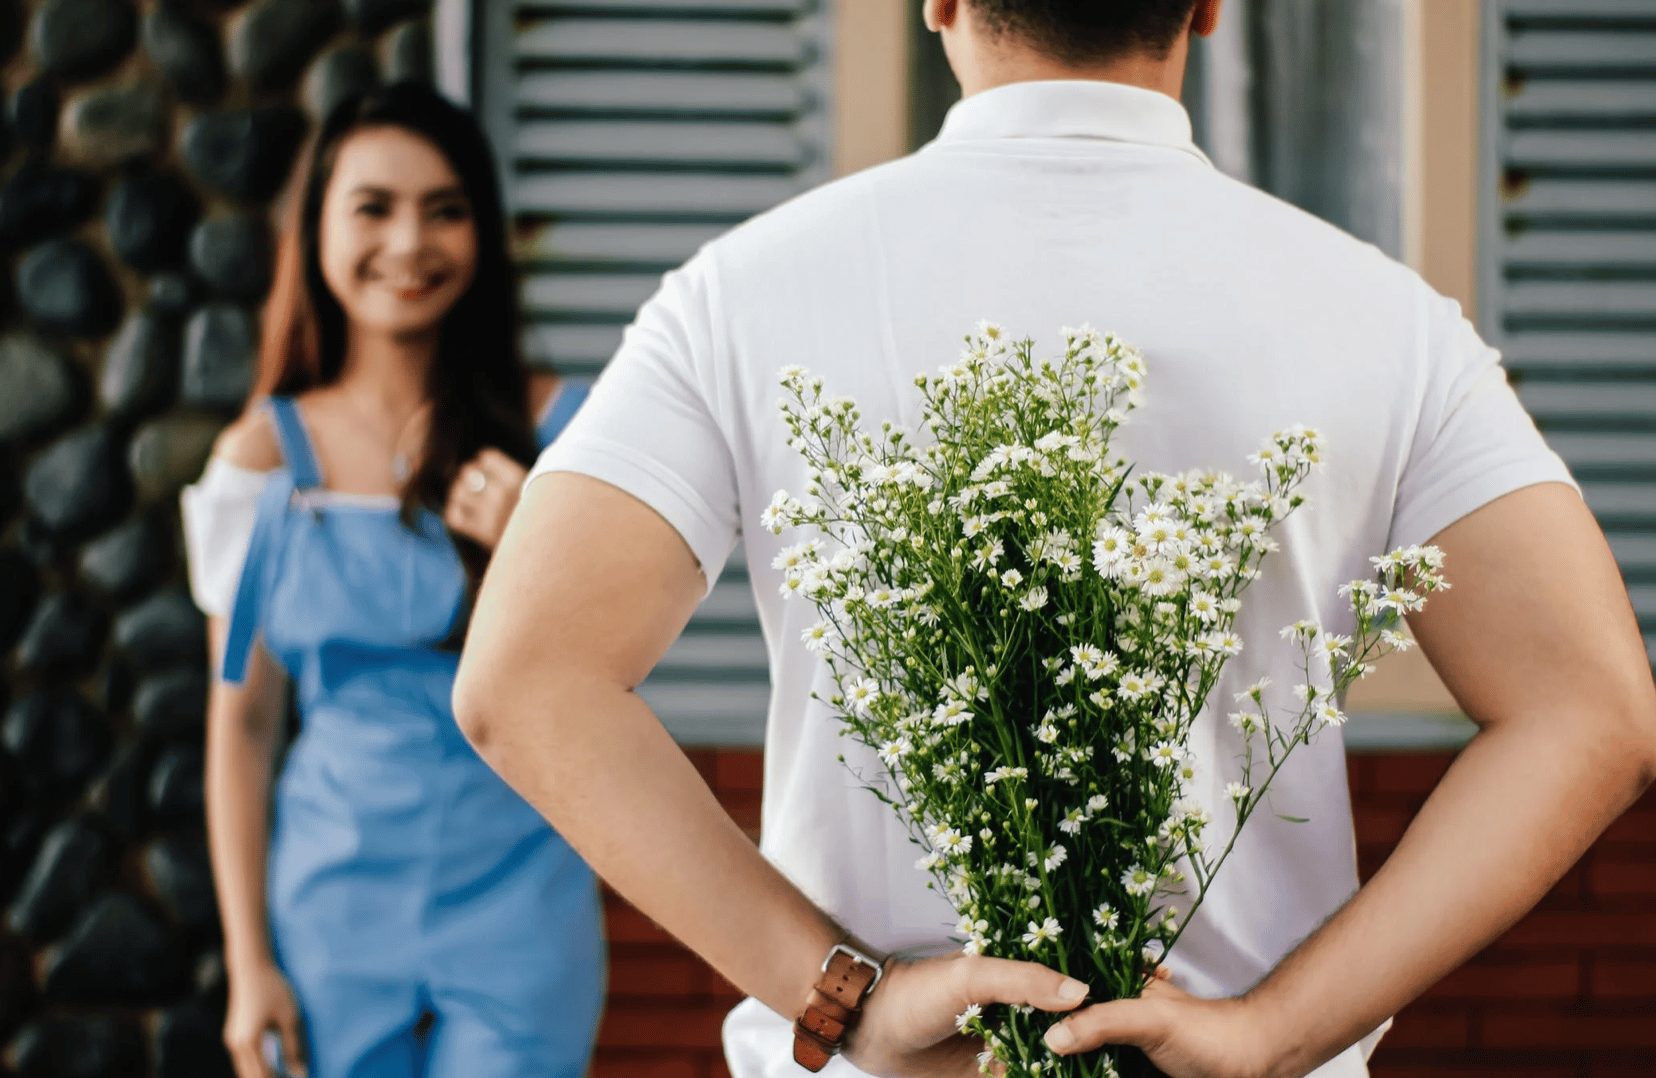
(222, 960, 307, 1078)
(842, 951, 1091, 1076)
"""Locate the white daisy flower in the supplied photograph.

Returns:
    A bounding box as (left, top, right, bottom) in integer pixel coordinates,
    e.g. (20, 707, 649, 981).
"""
(1021, 917, 1063, 949)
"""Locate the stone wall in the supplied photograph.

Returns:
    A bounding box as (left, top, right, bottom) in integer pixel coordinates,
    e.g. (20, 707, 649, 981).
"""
(0, 2, 435, 1075)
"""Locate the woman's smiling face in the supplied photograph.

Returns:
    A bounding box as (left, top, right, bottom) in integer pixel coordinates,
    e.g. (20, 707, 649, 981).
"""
(318, 124, 478, 337)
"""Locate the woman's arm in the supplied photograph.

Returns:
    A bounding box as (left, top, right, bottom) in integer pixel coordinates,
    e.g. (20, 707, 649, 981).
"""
(204, 616, 287, 976)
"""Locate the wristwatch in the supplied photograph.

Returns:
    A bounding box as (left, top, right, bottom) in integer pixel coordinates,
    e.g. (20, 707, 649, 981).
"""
(792, 940, 885, 1072)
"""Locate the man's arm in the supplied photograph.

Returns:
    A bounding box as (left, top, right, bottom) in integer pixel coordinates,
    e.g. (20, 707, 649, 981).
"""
(453, 472, 1092, 1077)
(1044, 482, 1656, 1076)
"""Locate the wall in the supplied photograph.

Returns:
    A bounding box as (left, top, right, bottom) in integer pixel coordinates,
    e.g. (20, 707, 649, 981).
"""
(594, 750, 1656, 1076)
(0, 2, 436, 1074)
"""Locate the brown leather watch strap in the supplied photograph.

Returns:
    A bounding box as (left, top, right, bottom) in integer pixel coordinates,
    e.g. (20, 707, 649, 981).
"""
(792, 945, 881, 1072)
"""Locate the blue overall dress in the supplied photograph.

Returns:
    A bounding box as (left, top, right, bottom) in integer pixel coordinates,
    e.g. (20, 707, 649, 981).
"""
(220, 389, 605, 1078)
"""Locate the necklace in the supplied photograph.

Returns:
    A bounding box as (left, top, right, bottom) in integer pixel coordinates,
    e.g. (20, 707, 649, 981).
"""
(336, 392, 430, 486)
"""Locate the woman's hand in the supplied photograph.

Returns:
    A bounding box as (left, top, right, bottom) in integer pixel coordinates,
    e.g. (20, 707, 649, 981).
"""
(444, 448, 529, 550)
(222, 960, 307, 1078)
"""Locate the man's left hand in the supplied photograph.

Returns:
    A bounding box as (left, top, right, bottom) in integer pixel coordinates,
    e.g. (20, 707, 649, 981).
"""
(1039, 968, 1277, 1078)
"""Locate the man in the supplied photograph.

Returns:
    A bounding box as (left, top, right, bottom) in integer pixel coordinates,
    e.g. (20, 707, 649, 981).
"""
(452, 2, 1656, 1075)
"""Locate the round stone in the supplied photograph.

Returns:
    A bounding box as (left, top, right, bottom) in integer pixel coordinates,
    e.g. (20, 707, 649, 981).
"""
(0, 160, 99, 250)
(0, 549, 37, 652)
(386, 16, 433, 83)
(65, 79, 168, 165)
(1, 688, 108, 792)
(88, 742, 149, 841)
(148, 273, 197, 317)
(100, 311, 178, 419)
(80, 512, 173, 599)
(156, 1000, 235, 1078)
(133, 668, 205, 742)
(142, 2, 225, 107)
(189, 212, 272, 301)
(347, 0, 428, 34)
(182, 105, 307, 202)
(148, 747, 203, 822)
(30, 0, 137, 82)
(229, 0, 343, 93)
(14, 591, 104, 672)
(16, 239, 121, 338)
(143, 833, 216, 932)
(0, 0, 20, 64)
(10, 77, 59, 150)
(305, 43, 379, 122)
(113, 588, 205, 669)
(0, 936, 30, 1041)
(41, 891, 187, 1004)
(106, 170, 199, 273)
(24, 424, 131, 538)
(6, 818, 109, 941)
(181, 303, 256, 410)
(0, 333, 80, 444)
(129, 413, 223, 504)
(7, 1015, 144, 1078)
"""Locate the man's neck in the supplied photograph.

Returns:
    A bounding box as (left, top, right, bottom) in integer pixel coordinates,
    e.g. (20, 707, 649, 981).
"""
(956, 42, 1191, 102)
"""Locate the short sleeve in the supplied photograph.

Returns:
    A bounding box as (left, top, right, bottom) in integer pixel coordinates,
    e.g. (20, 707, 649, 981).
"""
(526, 254, 741, 599)
(1387, 291, 1582, 552)
(179, 457, 273, 617)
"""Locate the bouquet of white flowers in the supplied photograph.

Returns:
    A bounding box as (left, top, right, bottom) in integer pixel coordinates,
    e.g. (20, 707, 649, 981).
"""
(763, 325, 1447, 1077)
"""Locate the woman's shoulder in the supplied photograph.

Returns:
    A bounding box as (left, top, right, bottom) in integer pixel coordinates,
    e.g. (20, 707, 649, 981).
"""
(529, 372, 562, 422)
(212, 406, 284, 472)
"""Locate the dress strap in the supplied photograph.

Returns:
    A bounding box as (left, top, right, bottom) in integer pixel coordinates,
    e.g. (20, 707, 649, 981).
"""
(265, 396, 324, 490)
(535, 381, 590, 449)
(220, 472, 292, 684)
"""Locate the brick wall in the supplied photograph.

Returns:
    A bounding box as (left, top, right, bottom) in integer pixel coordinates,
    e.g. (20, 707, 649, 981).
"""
(591, 750, 1656, 1077)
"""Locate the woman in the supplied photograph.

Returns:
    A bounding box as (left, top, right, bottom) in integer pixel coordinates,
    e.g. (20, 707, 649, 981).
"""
(181, 83, 605, 1078)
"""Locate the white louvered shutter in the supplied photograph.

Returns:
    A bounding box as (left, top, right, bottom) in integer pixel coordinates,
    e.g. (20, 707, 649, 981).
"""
(1480, 0, 1656, 667)
(476, 1, 835, 742)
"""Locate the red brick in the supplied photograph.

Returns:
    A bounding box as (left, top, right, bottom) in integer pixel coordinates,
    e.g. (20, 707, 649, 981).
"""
(1480, 1007, 1656, 1050)
(1587, 1061, 1656, 1078)
(714, 750, 764, 793)
(1367, 753, 1456, 797)
(685, 749, 720, 786)
(1497, 911, 1656, 950)
(1352, 802, 1419, 847)
(597, 1003, 729, 1050)
(1345, 755, 1373, 795)
(1382, 1003, 1475, 1049)
(1369, 1062, 1575, 1078)
(608, 951, 705, 999)
(1425, 955, 1582, 1001)
(590, 1053, 705, 1078)
(605, 901, 679, 946)
(1589, 955, 1656, 1001)
(1587, 857, 1656, 899)
(1600, 806, 1656, 847)
(719, 790, 763, 833)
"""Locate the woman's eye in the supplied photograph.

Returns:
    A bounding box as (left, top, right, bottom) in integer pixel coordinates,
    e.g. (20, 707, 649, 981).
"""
(355, 202, 390, 218)
(431, 202, 471, 222)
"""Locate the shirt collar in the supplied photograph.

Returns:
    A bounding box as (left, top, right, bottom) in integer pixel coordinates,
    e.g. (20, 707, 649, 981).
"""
(931, 79, 1212, 167)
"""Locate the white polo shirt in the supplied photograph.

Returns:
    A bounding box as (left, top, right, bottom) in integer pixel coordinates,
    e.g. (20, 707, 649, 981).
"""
(528, 80, 1578, 1077)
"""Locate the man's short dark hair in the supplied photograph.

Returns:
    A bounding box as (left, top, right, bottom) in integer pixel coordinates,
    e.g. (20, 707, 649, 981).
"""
(968, 1, 1201, 65)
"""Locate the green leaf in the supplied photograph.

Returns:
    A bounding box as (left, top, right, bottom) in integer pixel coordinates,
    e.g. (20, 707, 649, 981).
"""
(1276, 814, 1311, 824)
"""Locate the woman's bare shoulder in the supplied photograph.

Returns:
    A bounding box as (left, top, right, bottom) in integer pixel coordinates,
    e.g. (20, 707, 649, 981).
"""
(528, 371, 562, 421)
(212, 408, 282, 471)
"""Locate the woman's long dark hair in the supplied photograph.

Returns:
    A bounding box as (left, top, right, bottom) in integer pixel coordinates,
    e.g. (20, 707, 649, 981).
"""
(253, 81, 538, 593)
